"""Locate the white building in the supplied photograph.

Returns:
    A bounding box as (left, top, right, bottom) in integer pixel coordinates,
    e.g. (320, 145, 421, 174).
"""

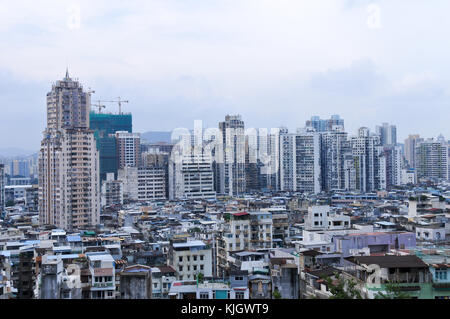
(169, 153, 215, 200)
(169, 240, 212, 281)
(279, 129, 321, 194)
(415, 138, 448, 181)
(115, 131, 141, 169)
(86, 252, 116, 299)
(416, 224, 446, 242)
(137, 167, 166, 201)
(401, 168, 416, 185)
(216, 115, 246, 196)
(350, 127, 383, 192)
(0, 164, 4, 213)
(305, 205, 351, 231)
(320, 126, 351, 192)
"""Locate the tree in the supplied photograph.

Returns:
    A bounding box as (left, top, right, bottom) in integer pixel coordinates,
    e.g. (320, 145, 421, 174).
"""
(374, 281, 412, 299)
(322, 272, 363, 299)
(273, 289, 282, 299)
(196, 272, 204, 284)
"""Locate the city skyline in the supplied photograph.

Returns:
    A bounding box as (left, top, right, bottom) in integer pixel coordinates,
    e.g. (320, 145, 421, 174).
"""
(1, 2, 450, 303)
(1, 1, 450, 150)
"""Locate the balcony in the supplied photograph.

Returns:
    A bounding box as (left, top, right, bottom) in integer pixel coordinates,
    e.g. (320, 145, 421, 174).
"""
(91, 282, 115, 290)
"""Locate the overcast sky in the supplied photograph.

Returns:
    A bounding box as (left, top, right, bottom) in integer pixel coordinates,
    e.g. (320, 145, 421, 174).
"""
(1, 0, 449, 151)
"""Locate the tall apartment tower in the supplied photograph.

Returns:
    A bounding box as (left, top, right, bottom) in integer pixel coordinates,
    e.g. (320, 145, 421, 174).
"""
(115, 131, 141, 169)
(415, 138, 449, 181)
(0, 164, 4, 214)
(404, 134, 423, 169)
(38, 70, 100, 230)
(216, 115, 246, 196)
(375, 123, 397, 146)
(279, 129, 321, 194)
(306, 115, 344, 132)
(350, 127, 383, 192)
(380, 145, 403, 189)
(320, 126, 351, 192)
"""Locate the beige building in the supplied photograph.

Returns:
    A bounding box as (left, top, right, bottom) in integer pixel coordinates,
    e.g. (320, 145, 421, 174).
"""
(39, 70, 100, 230)
(216, 211, 273, 276)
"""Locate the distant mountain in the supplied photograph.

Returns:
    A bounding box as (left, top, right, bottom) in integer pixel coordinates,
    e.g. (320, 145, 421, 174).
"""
(0, 148, 37, 158)
(141, 131, 173, 144)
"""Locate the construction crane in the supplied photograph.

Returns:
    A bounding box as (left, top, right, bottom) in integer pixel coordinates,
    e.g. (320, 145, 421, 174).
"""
(91, 101, 106, 113)
(95, 97, 129, 114)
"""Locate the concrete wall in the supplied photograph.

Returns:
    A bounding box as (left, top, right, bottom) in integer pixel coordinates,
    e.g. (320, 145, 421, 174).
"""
(120, 274, 151, 299)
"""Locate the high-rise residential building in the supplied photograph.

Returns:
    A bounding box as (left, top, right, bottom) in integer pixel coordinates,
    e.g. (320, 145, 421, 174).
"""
(279, 129, 321, 194)
(380, 145, 403, 189)
(279, 131, 296, 191)
(116, 131, 141, 169)
(375, 123, 397, 146)
(137, 167, 167, 201)
(10, 159, 30, 177)
(404, 134, 423, 169)
(305, 115, 344, 132)
(38, 70, 100, 230)
(415, 138, 449, 181)
(350, 127, 383, 192)
(0, 164, 4, 214)
(89, 112, 132, 182)
(215, 115, 246, 196)
(295, 130, 322, 194)
(245, 130, 261, 193)
(320, 126, 351, 192)
(141, 151, 170, 198)
(169, 152, 216, 200)
(244, 128, 280, 192)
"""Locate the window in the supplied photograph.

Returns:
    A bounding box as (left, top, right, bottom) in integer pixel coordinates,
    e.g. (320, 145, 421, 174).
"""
(200, 255, 204, 261)
(199, 292, 209, 299)
(179, 256, 183, 262)
(200, 265, 204, 271)
(193, 255, 197, 261)
(436, 270, 448, 280)
(179, 266, 183, 272)
(235, 291, 245, 299)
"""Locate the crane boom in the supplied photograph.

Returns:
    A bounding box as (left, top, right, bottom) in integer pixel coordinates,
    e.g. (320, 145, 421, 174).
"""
(95, 97, 129, 114)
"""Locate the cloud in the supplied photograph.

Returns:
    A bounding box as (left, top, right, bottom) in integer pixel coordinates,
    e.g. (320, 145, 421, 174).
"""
(0, 0, 450, 149)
